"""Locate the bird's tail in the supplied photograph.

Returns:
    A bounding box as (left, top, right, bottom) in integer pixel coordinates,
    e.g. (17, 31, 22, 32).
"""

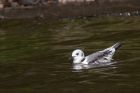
(112, 42, 122, 50)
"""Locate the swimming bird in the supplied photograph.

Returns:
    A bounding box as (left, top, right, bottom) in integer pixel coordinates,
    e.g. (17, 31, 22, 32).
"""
(72, 42, 122, 65)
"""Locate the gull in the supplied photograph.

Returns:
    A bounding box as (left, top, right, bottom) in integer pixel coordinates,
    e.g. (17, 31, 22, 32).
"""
(71, 42, 122, 65)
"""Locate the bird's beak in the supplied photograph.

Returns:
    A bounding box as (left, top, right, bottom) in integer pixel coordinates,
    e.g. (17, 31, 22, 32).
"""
(69, 57, 73, 62)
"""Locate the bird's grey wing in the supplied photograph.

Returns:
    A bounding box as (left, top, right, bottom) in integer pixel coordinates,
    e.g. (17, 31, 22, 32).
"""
(86, 50, 112, 64)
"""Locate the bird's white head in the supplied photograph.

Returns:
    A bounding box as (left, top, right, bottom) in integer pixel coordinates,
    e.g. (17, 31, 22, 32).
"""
(72, 49, 85, 64)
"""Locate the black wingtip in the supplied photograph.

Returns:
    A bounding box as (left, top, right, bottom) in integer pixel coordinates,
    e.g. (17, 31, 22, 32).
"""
(113, 42, 122, 50)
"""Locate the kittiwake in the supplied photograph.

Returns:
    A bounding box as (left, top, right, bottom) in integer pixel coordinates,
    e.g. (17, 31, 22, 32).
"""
(71, 42, 122, 65)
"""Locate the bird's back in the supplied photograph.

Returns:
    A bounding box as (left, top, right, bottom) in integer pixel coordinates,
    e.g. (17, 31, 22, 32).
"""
(83, 42, 122, 64)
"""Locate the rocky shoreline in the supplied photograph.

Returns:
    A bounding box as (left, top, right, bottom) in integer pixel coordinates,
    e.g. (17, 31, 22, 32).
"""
(0, 1, 140, 19)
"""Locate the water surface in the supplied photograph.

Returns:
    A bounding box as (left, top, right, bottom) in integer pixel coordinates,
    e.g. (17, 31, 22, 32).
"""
(0, 16, 140, 93)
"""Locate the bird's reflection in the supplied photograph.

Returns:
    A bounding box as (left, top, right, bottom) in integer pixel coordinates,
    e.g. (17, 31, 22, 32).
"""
(72, 61, 117, 71)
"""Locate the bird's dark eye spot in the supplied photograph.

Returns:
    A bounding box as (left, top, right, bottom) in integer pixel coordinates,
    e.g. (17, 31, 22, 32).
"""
(76, 53, 79, 55)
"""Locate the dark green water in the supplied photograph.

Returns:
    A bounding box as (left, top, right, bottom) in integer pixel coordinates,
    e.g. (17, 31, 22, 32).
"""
(0, 16, 140, 93)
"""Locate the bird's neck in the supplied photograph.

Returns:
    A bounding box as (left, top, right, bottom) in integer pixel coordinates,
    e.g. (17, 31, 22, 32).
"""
(73, 57, 85, 64)
(81, 57, 85, 62)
